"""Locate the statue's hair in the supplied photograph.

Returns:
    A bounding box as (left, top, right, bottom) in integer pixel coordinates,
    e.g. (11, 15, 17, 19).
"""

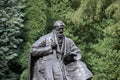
(54, 20, 65, 27)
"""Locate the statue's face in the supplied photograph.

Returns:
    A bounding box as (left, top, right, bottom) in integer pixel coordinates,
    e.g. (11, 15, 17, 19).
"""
(56, 25, 64, 33)
(55, 25, 64, 37)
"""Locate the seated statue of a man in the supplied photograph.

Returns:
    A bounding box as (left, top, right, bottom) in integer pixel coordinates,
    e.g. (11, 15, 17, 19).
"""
(29, 20, 93, 80)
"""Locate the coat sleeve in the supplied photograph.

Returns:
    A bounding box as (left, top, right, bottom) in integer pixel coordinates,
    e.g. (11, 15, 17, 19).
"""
(70, 40, 82, 60)
(30, 36, 53, 57)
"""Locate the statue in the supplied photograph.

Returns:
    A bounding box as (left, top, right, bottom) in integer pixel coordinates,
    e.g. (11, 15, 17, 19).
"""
(29, 20, 93, 80)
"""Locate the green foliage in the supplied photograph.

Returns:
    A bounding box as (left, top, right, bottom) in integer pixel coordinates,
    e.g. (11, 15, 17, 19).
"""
(20, 69, 28, 80)
(88, 42, 120, 80)
(0, 0, 25, 79)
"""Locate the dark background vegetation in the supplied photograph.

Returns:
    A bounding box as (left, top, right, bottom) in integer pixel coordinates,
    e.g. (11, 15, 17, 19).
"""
(0, 0, 120, 80)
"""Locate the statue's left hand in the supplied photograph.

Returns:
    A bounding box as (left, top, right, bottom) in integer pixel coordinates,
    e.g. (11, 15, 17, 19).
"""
(63, 54, 77, 65)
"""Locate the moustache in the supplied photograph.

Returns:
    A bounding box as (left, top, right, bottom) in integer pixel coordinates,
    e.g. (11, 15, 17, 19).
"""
(57, 33, 64, 38)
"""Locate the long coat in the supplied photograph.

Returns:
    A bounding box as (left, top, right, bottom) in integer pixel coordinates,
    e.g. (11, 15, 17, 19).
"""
(29, 30, 93, 80)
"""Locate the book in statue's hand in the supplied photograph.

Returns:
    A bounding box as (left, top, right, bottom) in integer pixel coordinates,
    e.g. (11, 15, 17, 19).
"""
(63, 53, 77, 65)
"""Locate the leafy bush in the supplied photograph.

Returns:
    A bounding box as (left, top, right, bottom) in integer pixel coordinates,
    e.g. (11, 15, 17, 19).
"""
(0, 0, 25, 79)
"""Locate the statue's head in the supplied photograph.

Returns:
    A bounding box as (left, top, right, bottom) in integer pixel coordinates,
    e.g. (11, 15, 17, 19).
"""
(54, 20, 65, 27)
(54, 20, 65, 35)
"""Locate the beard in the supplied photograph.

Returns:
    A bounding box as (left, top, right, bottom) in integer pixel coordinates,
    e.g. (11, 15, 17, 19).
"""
(57, 33, 64, 39)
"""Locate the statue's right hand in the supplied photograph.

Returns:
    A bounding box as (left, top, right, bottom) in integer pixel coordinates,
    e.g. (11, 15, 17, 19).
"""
(51, 42, 57, 49)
